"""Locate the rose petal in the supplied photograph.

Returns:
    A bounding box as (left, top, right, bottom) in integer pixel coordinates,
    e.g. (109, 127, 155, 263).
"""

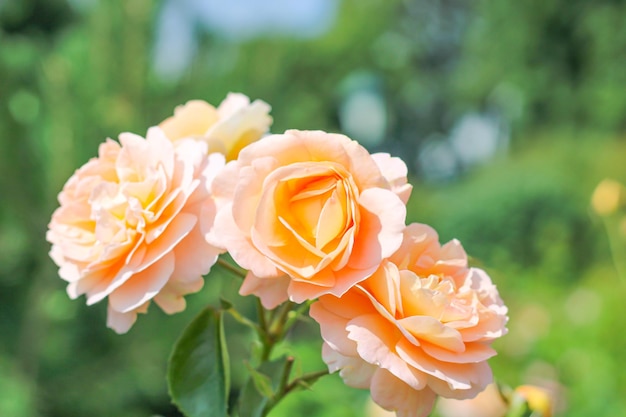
(369, 368, 436, 417)
(322, 343, 376, 389)
(108, 252, 175, 313)
(239, 272, 290, 309)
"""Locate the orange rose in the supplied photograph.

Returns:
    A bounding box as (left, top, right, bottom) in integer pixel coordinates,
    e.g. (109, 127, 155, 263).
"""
(310, 223, 508, 417)
(159, 93, 272, 160)
(208, 130, 410, 308)
(47, 128, 225, 333)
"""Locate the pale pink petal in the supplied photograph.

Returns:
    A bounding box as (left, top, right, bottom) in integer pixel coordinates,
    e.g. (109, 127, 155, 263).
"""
(322, 343, 376, 389)
(87, 213, 196, 305)
(420, 341, 497, 364)
(172, 207, 222, 281)
(108, 252, 175, 313)
(309, 301, 358, 356)
(153, 278, 203, 314)
(371, 152, 413, 204)
(210, 203, 280, 277)
(208, 159, 240, 202)
(396, 338, 492, 393)
(370, 368, 437, 417)
(106, 303, 138, 334)
(286, 268, 338, 302)
(231, 157, 277, 232)
(396, 316, 465, 353)
(347, 314, 427, 390)
(425, 362, 493, 400)
(349, 188, 406, 269)
(315, 290, 376, 320)
(239, 272, 290, 309)
(274, 130, 352, 168)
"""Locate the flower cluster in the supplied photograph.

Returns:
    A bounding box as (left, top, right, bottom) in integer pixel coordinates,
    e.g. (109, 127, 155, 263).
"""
(47, 93, 508, 416)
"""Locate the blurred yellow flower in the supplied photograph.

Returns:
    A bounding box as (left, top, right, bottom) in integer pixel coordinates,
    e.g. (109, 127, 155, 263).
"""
(514, 385, 553, 417)
(591, 179, 623, 216)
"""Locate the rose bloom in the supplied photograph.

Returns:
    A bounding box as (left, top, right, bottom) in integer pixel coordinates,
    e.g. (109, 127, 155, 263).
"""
(208, 129, 410, 308)
(310, 223, 509, 417)
(47, 127, 225, 333)
(159, 92, 272, 161)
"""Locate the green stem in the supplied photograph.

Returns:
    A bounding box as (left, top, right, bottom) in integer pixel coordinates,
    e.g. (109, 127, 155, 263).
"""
(283, 369, 329, 395)
(270, 301, 296, 339)
(276, 357, 295, 400)
(258, 299, 273, 362)
(217, 257, 247, 279)
(226, 307, 260, 334)
(603, 218, 626, 284)
(282, 300, 313, 335)
(262, 367, 328, 416)
(259, 301, 296, 361)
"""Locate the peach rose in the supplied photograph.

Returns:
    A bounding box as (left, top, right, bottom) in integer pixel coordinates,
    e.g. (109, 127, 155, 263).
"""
(47, 127, 225, 333)
(310, 223, 508, 417)
(207, 129, 410, 308)
(159, 92, 272, 160)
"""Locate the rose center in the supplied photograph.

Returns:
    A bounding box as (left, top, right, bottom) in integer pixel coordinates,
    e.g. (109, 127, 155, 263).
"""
(278, 173, 351, 250)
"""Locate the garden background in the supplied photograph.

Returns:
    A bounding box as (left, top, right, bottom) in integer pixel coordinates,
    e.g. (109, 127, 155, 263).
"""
(1, 0, 625, 416)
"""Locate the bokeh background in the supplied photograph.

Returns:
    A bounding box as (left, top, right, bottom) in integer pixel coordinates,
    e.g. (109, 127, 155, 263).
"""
(1, 0, 626, 416)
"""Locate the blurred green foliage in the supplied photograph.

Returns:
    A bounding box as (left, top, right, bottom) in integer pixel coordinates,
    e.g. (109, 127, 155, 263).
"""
(1, 0, 626, 416)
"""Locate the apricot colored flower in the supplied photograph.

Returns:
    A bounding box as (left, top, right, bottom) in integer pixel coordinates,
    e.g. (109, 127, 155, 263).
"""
(159, 92, 272, 160)
(47, 128, 225, 333)
(310, 223, 508, 417)
(208, 130, 410, 308)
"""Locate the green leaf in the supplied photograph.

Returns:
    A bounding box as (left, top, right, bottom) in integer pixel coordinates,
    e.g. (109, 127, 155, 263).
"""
(237, 358, 288, 417)
(219, 297, 234, 310)
(168, 307, 230, 417)
(244, 362, 276, 399)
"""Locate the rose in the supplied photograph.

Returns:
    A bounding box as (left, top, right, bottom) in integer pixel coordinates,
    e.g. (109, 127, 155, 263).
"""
(207, 129, 410, 308)
(159, 92, 272, 160)
(46, 127, 225, 333)
(310, 223, 508, 417)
